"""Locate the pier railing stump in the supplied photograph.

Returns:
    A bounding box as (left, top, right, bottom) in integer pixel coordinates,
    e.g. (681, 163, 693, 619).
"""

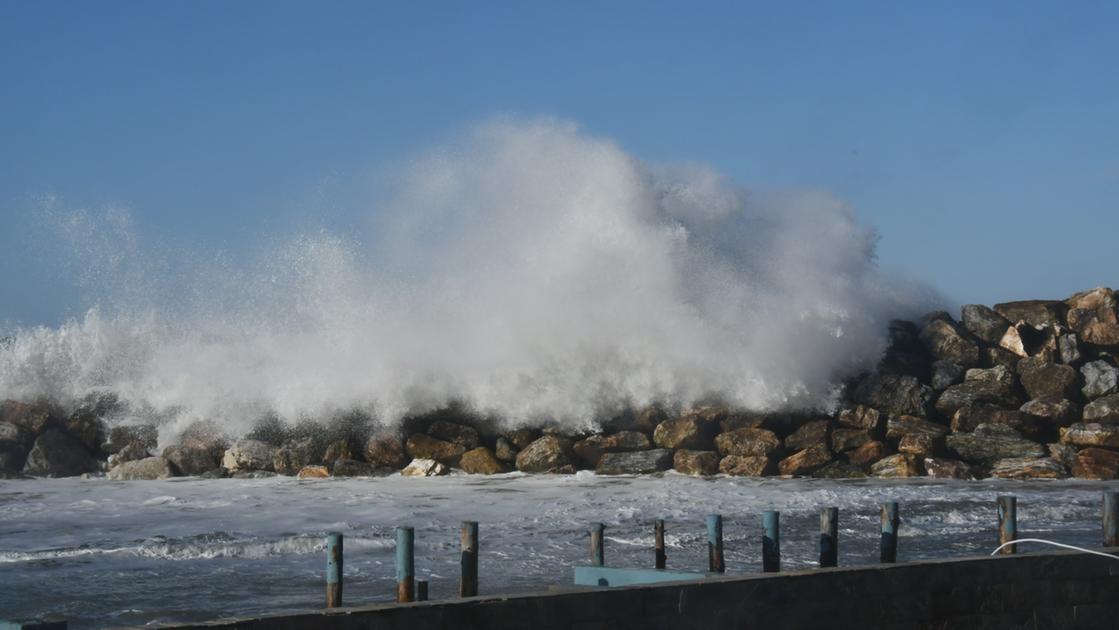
(762, 510, 780, 573)
(590, 523, 605, 566)
(396, 526, 415, 603)
(997, 496, 1018, 555)
(707, 514, 725, 573)
(880, 502, 899, 563)
(819, 507, 838, 568)
(326, 532, 343, 608)
(460, 521, 479, 597)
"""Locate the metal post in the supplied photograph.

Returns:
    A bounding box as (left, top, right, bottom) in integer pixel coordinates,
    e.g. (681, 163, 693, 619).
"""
(654, 519, 666, 569)
(460, 521, 478, 597)
(880, 502, 899, 563)
(326, 532, 343, 608)
(590, 522, 605, 566)
(396, 526, 415, 602)
(1105, 491, 1119, 547)
(820, 507, 838, 568)
(416, 579, 429, 602)
(997, 495, 1017, 555)
(707, 514, 725, 573)
(762, 510, 780, 572)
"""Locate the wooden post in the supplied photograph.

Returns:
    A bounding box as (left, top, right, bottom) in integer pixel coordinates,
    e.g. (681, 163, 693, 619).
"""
(880, 502, 899, 563)
(997, 495, 1017, 555)
(325, 532, 343, 608)
(762, 510, 780, 573)
(460, 521, 479, 597)
(590, 523, 605, 566)
(1105, 491, 1119, 547)
(654, 519, 666, 569)
(416, 579, 429, 602)
(707, 514, 725, 573)
(819, 507, 838, 568)
(396, 526, 415, 603)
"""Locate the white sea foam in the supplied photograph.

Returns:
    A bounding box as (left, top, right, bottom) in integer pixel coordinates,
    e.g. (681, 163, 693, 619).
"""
(0, 119, 933, 440)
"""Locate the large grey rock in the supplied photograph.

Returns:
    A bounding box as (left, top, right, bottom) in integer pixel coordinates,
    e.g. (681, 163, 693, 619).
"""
(931, 360, 965, 391)
(852, 374, 935, 418)
(945, 424, 1045, 466)
(964, 364, 1016, 390)
(919, 316, 980, 367)
(273, 437, 322, 475)
(1084, 394, 1119, 423)
(572, 431, 650, 466)
(596, 449, 673, 475)
(22, 430, 99, 477)
(1065, 287, 1119, 346)
(961, 304, 1012, 345)
(714, 428, 780, 457)
(1081, 360, 1119, 400)
(515, 435, 575, 473)
(107, 456, 174, 480)
(162, 445, 220, 476)
(1059, 423, 1119, 448)
(950, 404, 1037, 435)
(107, 440, 152, 470)
(1017, 357, 1078, 400)
(1019, 398, 1080, 427)
(935, 380, 1022, 418)
(1059, 334, 1083, 366)
(427, 421, 480, 450)
(221, 439, 276, 472)
(885, 416, 949, 441)
(990, 457, 1067, 480)
(994, 300, 1065, 329)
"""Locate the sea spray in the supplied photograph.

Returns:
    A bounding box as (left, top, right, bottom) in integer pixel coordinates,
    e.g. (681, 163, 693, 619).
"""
(0, 118, 933, 440)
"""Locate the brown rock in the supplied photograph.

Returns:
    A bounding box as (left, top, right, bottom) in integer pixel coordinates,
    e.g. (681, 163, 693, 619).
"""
(1048, 443, 1079, 470)
(1071, 447, 1119, 479)
(919, 316, 980, 367)
(296, 465, 330, 479)
(0, 400, 59, 437)
(572, 431, 651, 466)
(837, 405, 882, 431)
(990, 457, 1068, 480)
(272, 437, 322, 475)
(504, 428, 540, 450)
(897, 433, 939, 457)
(946, 424, 1046, 465)
(718, 455, 771, 476)
(714, 428, 780, 457)
(832, 428, 873, 453)
(852, 374, 936, 418)
(427, 421, 480, 450)
(981, 346, 1022, 370)
(871, 454, 922, 477)
(515, 435, 574, 473)
(847, 440, 890, 467)
(321, 439, 355, 467)
(1059, 423, 1119, 448)
(950, 405, 1042, 437)
(998, 323, 1034, 358)
(673, 450, 719, 476)
(494, 437, 518, 462)
(777, 444, 832, 476)
(994, 299, 1066, 329)
(784, 420, 829, 452)
(935, 380, 1022, 418)
(364, 434, 407, 468)
(1066, 287, 1119, 346)
(1019, 398, 1081, 428)
(220, 439, 276, 472)
(405, 434, 466, 464)
(923, 457, 976, 479)
(1017, 357, 1078, 400)
(886, 416, 949, 441)
(632, 406, 670, 433)
(653, 416, 716, 450)
(460, 447, 506, 474)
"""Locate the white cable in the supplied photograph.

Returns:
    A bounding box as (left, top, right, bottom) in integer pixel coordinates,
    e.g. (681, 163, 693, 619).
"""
(989, 538, 1119, 561)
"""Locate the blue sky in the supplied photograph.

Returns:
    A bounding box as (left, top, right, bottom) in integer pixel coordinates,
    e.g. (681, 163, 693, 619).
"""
(2, 1, 1117, 326)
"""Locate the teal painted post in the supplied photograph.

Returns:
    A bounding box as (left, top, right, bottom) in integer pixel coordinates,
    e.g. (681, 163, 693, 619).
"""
(880, 502, 899, 563)
(326, 532, 342, 608)
(396, 526, 415, 602)
(460, 521, 478, 597)
(819, 507, 838, 568)
(706, 514, 725, 573)
(1105, 491, 1118, 547)
(998, 496, 1017, 555)
(590, 523, 605, 566)
(415, 579, 428, 601)
(762, 510, 780, 572)
(654, 519, 666, 569)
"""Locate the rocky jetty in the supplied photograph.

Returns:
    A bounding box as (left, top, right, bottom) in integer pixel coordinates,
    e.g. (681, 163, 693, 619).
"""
(3, 287, 1119, 482)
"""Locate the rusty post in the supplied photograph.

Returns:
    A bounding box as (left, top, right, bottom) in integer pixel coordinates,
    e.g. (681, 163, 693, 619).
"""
(820, 507, 838, 568)
(880, 502, 899, 563)
(590, 522, 605, 566)
(396, 526, 415, 602)
(997, 495, 1017, 555)
(460, 521, 478, 597)
(325, 532, 342, 608)
(654, 519, 666, 569)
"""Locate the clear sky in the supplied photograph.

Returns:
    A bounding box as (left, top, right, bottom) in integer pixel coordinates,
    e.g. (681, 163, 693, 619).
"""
(2, 0, 1117, 326)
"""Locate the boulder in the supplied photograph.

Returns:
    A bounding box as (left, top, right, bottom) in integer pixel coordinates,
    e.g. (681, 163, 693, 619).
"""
(653, 416, 716, 450)
(965, 364, 1017, 389)
(0, 444, 27, 472)
(981, 346, 1022, 370)
(107, 440, 152, 470)
(1059, 334, 1083, 366)
(994, 300, 1065, 329)
(935, 380, 1022, 418)
(836, 405, 882, 431)
(919, 316, 980, 367)
(221, 439, 276, 472)
(718, 455, 771, 476)
(931, 360, 966, 391)
(777, 444, 832, 476)
(990, 457, 1067, 480)
(945, 424, 1045, 466)
(0, 421, 27, 449)
(504, 428, 540, 450)
(999, 323, 1043, 358)
(162, 445, 220, 476)
(784, 420, 829, 452)
(102, 424, 158, 455)
(64, 410, 108, 454)
(297, 465, 330, 479)
(871, 454, 922, 477)
(272, 437, 322, 475)
(812, 461, 867, 478)
(847, 441, 890, 467)
(405, 434, 466, 464)
(672, 450, 719, 476)
(1071, 448, 1119, 480)
(885, 416, 949, 441)
(596, 449, 673, 475)
(1059, 423, 1119, 448)
(427, 420, 480, 450)
(460, 447, 507, 474)
(897, 433, 938, 457)
(515, 435, 575, 473)
(1048, 443, 1079, 470)
(621, 405, 669, 433)
(1081, 360, 1119, 400)
(332, 459, 375, 477)
(1084, 394, 1119, 423)
(1019, 398, 1080, 428)
(321, 439, 356, 467)
(924, 458, 977, 479)
(494, 437, 518, 462)
(107, 456, 174, 480)
(177, 421, 229, 461)
(852, 374, 935, 418)
(962, 304, 1012, 345)
(877, 320, 931, 380)
(0, 400, 59, 436)
(832, 428, 873, 453)
(572, 431, 651, 466)
(1017, 357, 1078, 400)
(714, 428, 780, 458)
(401, 458, 449, 477)
(22, 430, 99, 477)
(1065, 287, 1119, 346)
(364, 434, 408, 469)
(951, 404, 1024, 434)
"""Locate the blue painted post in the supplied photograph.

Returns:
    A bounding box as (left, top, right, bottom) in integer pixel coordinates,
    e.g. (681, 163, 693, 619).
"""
(707, 514, 725, 573)
(460, 521, 478, 597)
(654, 519, 666, 569)
(762, 510, 780, 572)
(1105, 491, 1118, 547)
(396, 526, 415, 602)
(325, 532, 342, 608)
(416, 579, 428, 602)
(998, 495, 1017, 555)
(880, 502, 899, 563)
(590, 523, 605, 566)
(819, 507, 838, 568)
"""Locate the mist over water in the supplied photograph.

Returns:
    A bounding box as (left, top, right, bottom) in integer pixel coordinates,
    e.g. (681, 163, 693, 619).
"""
(0, 119, 933, 440)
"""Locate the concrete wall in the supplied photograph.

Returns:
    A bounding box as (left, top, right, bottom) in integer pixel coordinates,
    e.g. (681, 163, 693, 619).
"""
(148, 548, 1119, 630)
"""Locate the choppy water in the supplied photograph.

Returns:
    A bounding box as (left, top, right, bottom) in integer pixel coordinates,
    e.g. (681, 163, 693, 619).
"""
(1, 473, 1116, 628)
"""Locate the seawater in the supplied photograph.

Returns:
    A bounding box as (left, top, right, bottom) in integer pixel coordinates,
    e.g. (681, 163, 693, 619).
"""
(1, 474, 1115, 628)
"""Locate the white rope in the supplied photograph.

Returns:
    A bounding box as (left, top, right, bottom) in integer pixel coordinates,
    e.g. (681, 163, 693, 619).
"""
(989, 538, 1119, 561)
